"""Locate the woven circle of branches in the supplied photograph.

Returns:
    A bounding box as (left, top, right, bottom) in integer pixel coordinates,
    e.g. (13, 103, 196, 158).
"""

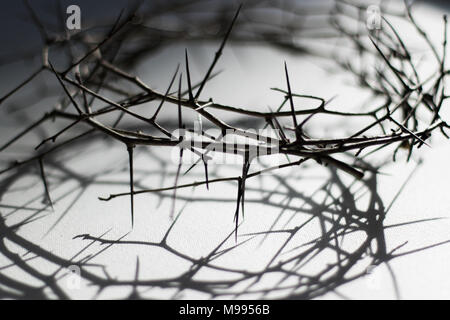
(0, 0, 449, 299)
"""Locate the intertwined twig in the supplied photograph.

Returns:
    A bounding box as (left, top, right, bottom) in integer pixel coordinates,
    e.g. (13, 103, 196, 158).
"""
(0, 0, 449, 299)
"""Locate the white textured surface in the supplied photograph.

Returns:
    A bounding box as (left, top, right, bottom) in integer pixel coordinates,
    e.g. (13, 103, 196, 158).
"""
(0, 1, 450, 299)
